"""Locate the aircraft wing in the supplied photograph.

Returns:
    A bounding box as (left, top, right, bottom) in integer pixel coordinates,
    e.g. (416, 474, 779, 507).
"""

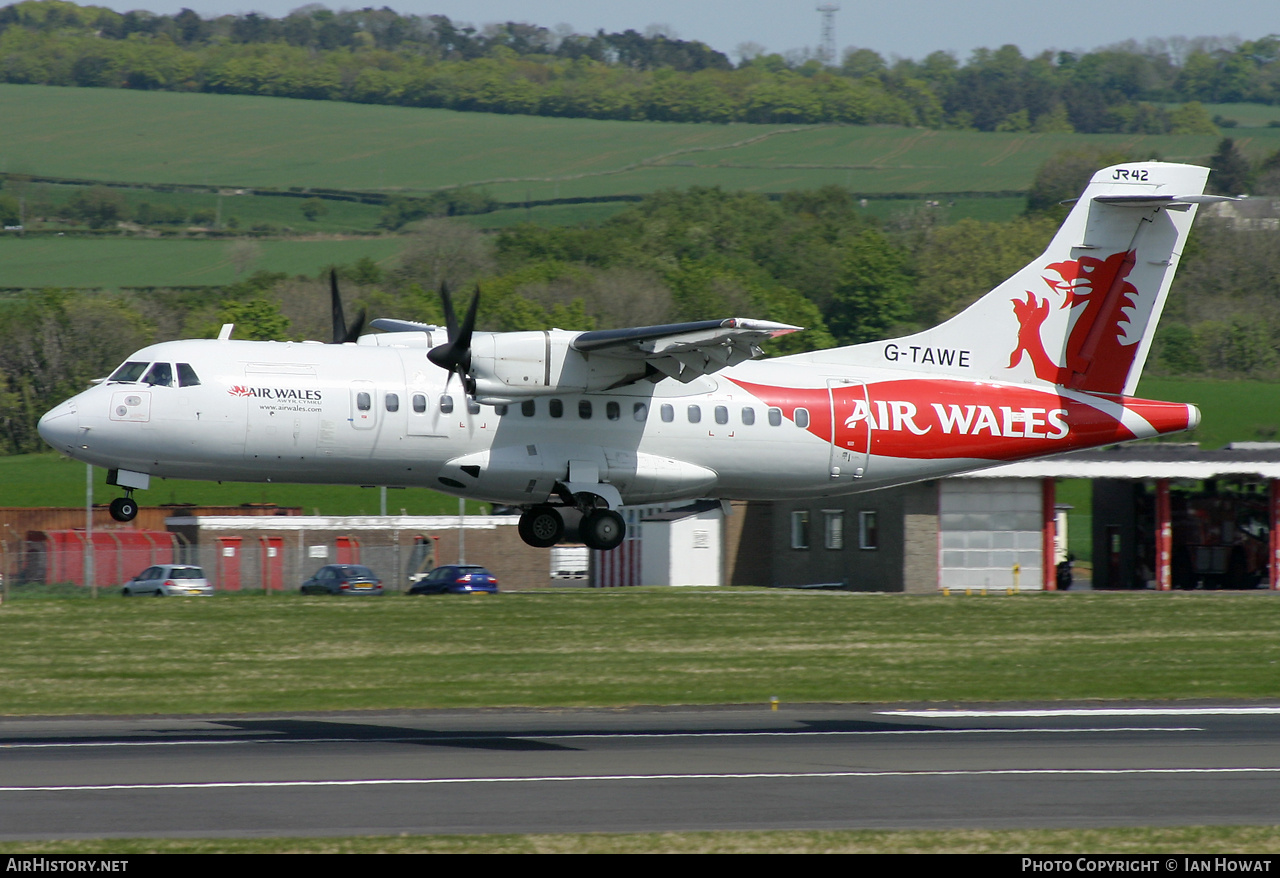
(572, 318, 801, 383)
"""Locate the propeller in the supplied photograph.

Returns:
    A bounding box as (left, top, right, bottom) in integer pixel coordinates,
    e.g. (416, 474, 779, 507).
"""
(330, 268, 366, 344)
(426, 281, 480, 396)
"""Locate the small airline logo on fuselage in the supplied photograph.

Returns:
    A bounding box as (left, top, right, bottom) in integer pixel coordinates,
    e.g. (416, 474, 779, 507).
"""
(229, 385, 323, 401)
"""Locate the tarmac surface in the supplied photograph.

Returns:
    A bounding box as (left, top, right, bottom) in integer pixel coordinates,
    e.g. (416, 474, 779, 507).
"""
(2, 703, 1280, 839)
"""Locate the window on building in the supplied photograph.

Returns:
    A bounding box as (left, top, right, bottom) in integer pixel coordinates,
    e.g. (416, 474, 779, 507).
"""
(859, 511, 879, 550)
(791, 510, 810, 550)
(824, 511, 844, 550)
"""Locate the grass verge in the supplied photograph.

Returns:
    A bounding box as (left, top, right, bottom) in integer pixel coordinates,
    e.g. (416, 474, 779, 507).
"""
(1, 826, 1279, 853)
(0, 589, 1277, 716)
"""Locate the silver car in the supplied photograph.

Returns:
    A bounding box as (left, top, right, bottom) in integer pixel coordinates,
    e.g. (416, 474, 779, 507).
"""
(123, 564, 213, 597)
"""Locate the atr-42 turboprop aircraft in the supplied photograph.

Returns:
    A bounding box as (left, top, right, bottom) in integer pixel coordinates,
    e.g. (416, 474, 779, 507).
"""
(40, 162, 1221, 551)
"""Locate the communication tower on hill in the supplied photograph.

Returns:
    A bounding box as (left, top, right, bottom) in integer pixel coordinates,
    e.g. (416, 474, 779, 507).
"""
(817, 3, 840, 66)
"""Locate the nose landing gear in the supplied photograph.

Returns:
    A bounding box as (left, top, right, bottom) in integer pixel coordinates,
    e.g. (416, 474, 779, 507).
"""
(109, 494, 139, 522)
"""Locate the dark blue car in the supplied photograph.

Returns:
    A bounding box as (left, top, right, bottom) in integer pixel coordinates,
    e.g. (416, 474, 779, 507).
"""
(408, 565, 499, 595)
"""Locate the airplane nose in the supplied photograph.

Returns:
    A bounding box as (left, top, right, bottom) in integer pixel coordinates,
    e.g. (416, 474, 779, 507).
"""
(37, 400, 80, 452)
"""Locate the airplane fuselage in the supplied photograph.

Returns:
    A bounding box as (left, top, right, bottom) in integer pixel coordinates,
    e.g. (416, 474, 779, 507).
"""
(38, 334, 1198, 509)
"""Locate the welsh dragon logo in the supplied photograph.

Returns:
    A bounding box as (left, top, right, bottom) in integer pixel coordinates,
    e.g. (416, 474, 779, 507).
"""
(1007, 251, 1141, 395)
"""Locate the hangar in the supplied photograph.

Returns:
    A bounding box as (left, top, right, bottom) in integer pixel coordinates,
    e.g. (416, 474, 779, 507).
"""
(757, 443, 1280, 593)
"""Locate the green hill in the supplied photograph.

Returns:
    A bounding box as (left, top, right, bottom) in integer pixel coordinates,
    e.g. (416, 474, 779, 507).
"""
(5, 84, 1279, 202)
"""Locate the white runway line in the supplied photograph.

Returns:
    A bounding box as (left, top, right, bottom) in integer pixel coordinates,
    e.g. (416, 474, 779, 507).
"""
(882, 707, 1280, 717)
(4, 766, 1280, 794)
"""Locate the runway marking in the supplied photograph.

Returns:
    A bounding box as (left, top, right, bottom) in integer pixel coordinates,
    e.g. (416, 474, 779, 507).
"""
(0, 727, 1199, 749)
(883, 707, 1280, 717)
(4, 766, 1280, 793)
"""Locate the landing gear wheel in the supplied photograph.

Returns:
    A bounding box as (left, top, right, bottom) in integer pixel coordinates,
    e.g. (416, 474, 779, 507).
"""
(109, 497, 138, 522)
(519, 505, 565, 548)
(581, 509, 626, 551)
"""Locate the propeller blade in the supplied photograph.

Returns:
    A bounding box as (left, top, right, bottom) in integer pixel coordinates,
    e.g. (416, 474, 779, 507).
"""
(330, 269, 346, 344)
(426, 285, 480, 395)
(330, 269, 367, 344)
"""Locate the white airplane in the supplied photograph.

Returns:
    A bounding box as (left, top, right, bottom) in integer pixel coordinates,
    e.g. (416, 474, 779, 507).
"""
(39, 162, 1223, 550)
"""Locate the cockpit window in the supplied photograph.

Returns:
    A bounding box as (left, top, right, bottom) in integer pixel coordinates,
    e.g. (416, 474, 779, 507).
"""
(177, 363, 201, 387)
(108, 361, 149, 384)
(143, 363, 173, 387)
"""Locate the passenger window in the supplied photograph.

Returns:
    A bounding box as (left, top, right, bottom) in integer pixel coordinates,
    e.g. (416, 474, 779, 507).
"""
(742, 407, 755, 425)
(687, 405, 701, 424)
(633, 403, 648, 421)
(579, 401, 592, 419)
(143, 363, 173, 387)
(795, 407, 810, 428)
(661, 404, 674, 423)
(467, 399, 480, 415)
(440, 395, 454, 414)
(715, 405, 728, 425)
(109, 361, 149, 383)
(385, 393, 399, 412)
(521, 399, 536, 417)
(356, 392, 371, 411)
(177, 363, 201, 387)
(495, 404, 508, 416)
(413, 394, 427, 413)
(768, 407, 782, 426)
(550, 399, 563, 418)
(607, 402, 620, 421)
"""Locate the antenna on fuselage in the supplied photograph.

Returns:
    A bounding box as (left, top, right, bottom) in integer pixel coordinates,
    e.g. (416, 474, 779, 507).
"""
(218, 324, 234, 340)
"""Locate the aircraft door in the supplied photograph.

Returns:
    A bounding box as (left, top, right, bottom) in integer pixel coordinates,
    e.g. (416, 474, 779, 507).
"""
(828, 378, 869, 481)
(350, 381, 377, 430)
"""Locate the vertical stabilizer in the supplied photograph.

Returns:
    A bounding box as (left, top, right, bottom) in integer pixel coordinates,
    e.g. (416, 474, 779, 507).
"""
(791, 162, 1218, 395)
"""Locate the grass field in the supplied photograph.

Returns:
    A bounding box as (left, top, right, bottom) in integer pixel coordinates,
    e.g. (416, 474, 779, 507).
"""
(6, 85, 1279, 203)
(0, 589, 1276, 714)
(1135, 377, 1280, 447)
(1, 826, 1278, 854)
(0, 452, 488, 515)
(0, 234, 403, 288)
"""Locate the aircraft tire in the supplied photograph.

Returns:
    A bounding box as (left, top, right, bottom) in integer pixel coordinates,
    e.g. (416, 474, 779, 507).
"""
(519, 506, 564, 548)
(581, 509, 626, 551)
(109, 497, 138, 522)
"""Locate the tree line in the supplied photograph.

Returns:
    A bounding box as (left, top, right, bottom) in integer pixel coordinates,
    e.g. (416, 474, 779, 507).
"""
(6, 148, 1280, 454)
(2, 1, 1273, 131)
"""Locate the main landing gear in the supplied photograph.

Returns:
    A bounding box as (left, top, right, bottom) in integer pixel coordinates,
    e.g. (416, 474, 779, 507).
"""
(518, 499, 627, 551)
(109, 493, 139, 522)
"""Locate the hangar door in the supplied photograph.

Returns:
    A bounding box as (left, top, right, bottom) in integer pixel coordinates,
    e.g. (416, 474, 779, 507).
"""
(939, 479, 1043, 591)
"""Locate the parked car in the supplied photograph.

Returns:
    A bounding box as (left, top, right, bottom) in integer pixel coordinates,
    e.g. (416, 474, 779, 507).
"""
(123, 564, 212, 597)
(301, 564, 383, 596)
(408, 565, 499, 595)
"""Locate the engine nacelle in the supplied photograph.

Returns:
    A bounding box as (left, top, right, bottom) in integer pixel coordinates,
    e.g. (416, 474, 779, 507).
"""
(468, 330, 647, 404)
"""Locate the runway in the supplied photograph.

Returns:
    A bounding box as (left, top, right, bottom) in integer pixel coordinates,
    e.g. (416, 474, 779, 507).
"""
(2, 704, 1280, 839)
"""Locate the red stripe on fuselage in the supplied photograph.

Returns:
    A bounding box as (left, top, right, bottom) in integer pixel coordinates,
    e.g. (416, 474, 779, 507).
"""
(726, 377, 1192, 461)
